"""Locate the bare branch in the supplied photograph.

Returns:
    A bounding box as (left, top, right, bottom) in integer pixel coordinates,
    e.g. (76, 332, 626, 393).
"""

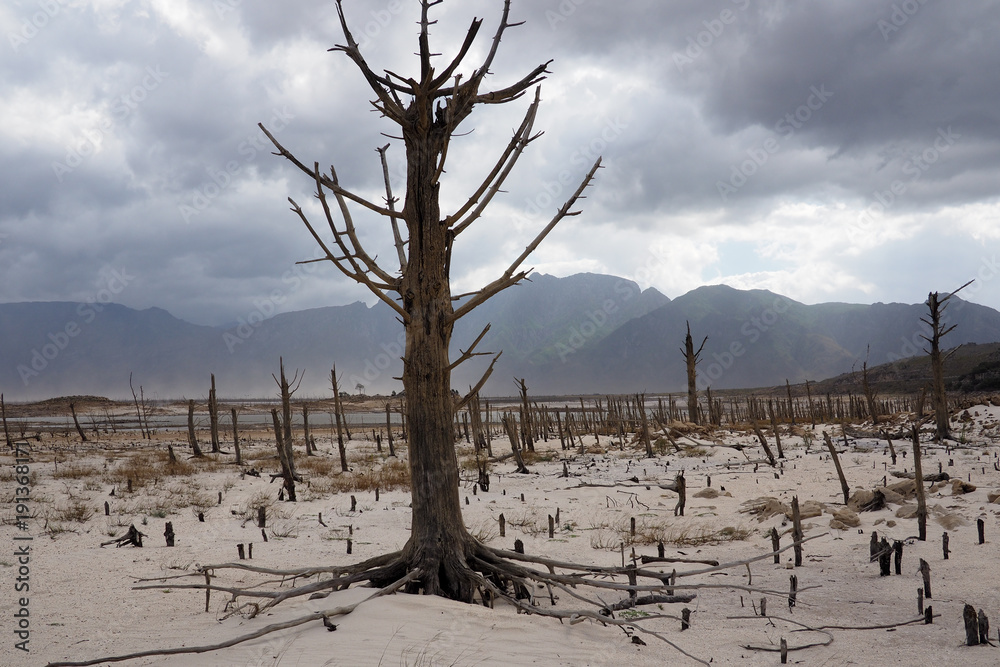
(452, 157, 602, 321)
(259, 123, 404, 220)
(454, 351, 502, 412)
(376, 144, 408, 272)
(449, 88, 541, 234)
(448, 323, 493, 371)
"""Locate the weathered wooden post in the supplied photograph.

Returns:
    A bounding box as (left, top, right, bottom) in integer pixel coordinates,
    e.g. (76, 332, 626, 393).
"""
(164, 521, 175, 547)
(912, 426, 927, 541)
(977, 518, 985, 545)
(499, 513, 505, 538)
(823, 431, 850, 505)
(791, 496, 803, 567)
(919, 559, 932, 598)
(893, 540, 903, 575)
(942, 531, 949, 559)
(771, 527, 780, 564)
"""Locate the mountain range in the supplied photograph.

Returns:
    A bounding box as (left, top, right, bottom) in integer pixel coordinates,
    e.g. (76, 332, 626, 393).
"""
(2, 273, 999, 401)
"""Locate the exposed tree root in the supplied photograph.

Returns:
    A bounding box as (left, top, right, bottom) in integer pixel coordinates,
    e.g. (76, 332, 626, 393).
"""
(48, 533, 826, 667)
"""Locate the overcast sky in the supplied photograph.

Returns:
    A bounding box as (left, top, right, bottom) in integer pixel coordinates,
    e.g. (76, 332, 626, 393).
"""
(2, 0, 998, 327)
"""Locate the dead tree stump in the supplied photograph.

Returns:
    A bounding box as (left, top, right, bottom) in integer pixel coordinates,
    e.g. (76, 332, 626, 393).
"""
(943, 532, 950, 559)
(164, 522, 175, 547)
(965, 604, 980, 645)
(919, 559, 932, 598)
(791, 496, 803, 567)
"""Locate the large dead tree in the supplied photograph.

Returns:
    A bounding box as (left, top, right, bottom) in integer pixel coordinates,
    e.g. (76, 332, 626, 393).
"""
(255, 0, 605, 600)
(921, 281, 972, 441)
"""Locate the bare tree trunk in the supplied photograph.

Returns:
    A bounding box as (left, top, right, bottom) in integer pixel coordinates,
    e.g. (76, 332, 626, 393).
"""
(188, 399, 203, 457)
(129, 372, 149, 440)
(785, 379, 795, 425)
(502, 413, 530, 474)
(209, 374, 220, 453)
(303, 404, 314, 456)
(231, 407, 241, 465)
(638, 394, 653, 457)
(680, 321, 707, 425)
(69, 402, 88, 442)
(274, 358, 301, 481)
(385, 401, 395, 457)
(1, 393, 12, 449)
(861, 356, 879, 426)
(331, 366, 348, 472)
(515, 378, 534, 452)
(271, 409, 295, 501)
(911, 425, 927, 540)
(823, 431, 850, 505)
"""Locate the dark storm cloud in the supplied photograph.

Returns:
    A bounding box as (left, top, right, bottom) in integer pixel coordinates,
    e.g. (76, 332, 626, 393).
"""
(1, 0, 998, 327)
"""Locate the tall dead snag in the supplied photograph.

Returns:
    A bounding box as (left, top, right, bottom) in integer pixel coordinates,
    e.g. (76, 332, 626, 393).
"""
(208, 374, 220, 453)
(911, 425, 927, 541)
(859, 348, 879, 426)
(515, 378, 534, 452)
(273, 358, 303, 482)
(69, 402, 88, 442)
(231, 407, 242, 465)
(1, 393, 11, 449)
(331, 366, 348, 472)
(680, 321, 707, 425)
(920, 281, 972, 441)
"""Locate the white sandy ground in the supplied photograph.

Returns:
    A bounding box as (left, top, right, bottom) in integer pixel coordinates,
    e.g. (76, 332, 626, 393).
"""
(4, 404, 1000, 666)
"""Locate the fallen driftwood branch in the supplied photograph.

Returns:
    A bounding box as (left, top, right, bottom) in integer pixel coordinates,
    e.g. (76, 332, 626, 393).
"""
(891, 471, 949, 482)
(640, 555, 720, 566)
(604, 593, 696, 611)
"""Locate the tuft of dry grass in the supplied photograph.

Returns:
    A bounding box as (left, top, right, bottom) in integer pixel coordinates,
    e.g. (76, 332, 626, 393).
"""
(46, 499, 95, 524)
(317, 458, 411, 495)
(52, 463, 101, 480)
(588, 514, 752, 550)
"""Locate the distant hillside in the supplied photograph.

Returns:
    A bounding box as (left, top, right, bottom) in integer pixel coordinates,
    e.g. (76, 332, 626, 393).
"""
(804, 342, 1000, 395)
(2, 276, 998, 400)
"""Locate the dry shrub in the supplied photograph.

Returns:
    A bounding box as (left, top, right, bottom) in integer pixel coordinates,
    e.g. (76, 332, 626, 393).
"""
(589, 515, 751, 550)
(53, 463, 101, 480)
(298, 455, 339, 476)
(106, 450, 198, 489)
(324, 458, 410, 494)
(233, 490, 288, 525)
(47, 499, 95, 523)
